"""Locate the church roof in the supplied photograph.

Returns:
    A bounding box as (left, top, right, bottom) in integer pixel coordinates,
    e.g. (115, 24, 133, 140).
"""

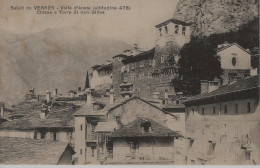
(155, 18, 192, 28)
(216, 43, 251, 54)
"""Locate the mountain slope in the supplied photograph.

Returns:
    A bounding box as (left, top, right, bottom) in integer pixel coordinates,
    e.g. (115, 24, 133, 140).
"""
(0, 27, 131, 104)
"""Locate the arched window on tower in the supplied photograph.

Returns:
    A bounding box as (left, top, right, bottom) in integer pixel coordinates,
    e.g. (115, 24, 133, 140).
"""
(165, 26, 168, 34)
(182, 26, 186, 35)
(175, 25, 179, 34)
(159, 28, 162, 36)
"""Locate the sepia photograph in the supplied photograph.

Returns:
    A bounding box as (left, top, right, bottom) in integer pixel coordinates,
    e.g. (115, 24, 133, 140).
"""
(0, 0, 259, 166)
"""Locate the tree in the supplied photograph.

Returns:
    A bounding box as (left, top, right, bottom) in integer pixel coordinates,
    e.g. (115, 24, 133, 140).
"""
(84, 71, 90, 89)
(173, 17, 259, 95)
(174, 36, 222, 95)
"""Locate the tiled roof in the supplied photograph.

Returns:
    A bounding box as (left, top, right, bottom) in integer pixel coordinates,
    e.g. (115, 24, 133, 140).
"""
(184, 75, 259, 104)
(95, 121, 117, 132)
(122, 48, 155, 64)
(110, 118, 182, 138)
(0, 137, 75, 165)
(0, 104, 80, 130)
(155, 18, 192, 28)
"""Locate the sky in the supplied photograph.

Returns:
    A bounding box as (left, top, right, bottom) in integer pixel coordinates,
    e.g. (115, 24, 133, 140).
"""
(0, 0, 179, 49)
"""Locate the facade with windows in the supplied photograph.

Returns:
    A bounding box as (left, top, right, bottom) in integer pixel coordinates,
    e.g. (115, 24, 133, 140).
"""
(73, 89, 184, 164)
(89, 62, 113, 90)
(112, 19, 192, 99)
(216, 43, 252, 85)
(182, 75, 260, 165)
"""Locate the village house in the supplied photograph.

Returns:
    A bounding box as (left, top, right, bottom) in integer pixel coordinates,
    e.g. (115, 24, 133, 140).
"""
(112, 19, 192, 99)
(89, 61, 113, 91)
(73, 88, 184, 165)
(182, 75, 260, 165)
(216, 43, 253, 85)
(0, 137, 75, 165)
(0, 101, 79, 143)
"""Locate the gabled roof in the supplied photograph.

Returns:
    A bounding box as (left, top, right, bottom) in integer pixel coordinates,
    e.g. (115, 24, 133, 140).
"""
(217, 43, 251, 54)
(74, 96, 177, 118)
(0, 137, 75, 165)
(110, 118, 182, 138)
(155, 18, 192, 28)
(183, 75, 259, 105)
(106, 96, 178, 118)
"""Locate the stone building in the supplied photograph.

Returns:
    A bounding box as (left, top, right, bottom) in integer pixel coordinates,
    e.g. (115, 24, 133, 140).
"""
(182, 75, 260, 165)
(112, 19, 192, 99)
(216, 43, 252, 85)
(89, 62, 113, 90)
(73, 89, 183, 164)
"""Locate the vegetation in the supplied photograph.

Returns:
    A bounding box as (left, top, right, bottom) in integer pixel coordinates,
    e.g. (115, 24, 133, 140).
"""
(173, 17, 259, 95)
(85, 71, 90, 89)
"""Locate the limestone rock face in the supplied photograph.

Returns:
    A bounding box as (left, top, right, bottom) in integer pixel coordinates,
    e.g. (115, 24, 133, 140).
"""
(173, 0, 259, 36)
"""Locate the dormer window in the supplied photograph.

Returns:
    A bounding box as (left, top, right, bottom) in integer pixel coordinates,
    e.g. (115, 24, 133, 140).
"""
(175, 25, 179, 34)
(159, 28, 162, 36)
(165, 26, 168, 34)
(141, 121, 151, 132)
(182, 26, 186, 35)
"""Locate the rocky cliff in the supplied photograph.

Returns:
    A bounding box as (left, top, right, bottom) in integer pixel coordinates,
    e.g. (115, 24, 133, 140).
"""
(173, 0, 259, 36)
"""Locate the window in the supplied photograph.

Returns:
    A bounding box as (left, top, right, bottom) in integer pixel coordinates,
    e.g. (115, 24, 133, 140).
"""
(245, 152, 251, 161)
(182, 26, 186, 35)
(124, 75, 128, 82)
(80, 149, 82, 155)
(91, 147, 95, 157)
(53, 132, 57, 141)
(116, 116, 121, 124)
(247, 102, 251, 113)
(213, 106, 216, 114)
(131, 64, 135, 70)
(152, 59, 156, 67)
(149, 59, 152, 66)
(129, 141, 139, 152)
(131, 74, 136, 81)
(192, 108, 194, 115)
(141, 122, 151, 132)
(161, 55, 165, 63)
(224, 105, 228, 114)
(140, 61, 144, 68)
(232, 57, 237, 66)
(235, 104, 238, 113)
(175, 25, 179, 34)
(40, 132, 46, 139)
(80, 124, 83, 131)
(125, 65, 129, 72)
(91, 124, 96, 140)
(202, 107, 205, 115)
(159, 28, 162, 36)
(165, 26, 168, 34)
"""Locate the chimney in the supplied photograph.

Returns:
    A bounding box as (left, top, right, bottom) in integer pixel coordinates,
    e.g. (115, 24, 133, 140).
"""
(46, 90, 51, 103)
(109, 89, 114, 104)
(0, 102, 5, 118)
(40, 108, 48, 119)
(55, 88, 58, 95)
(208, 78, 220, 93)
(86, 88, 94, 105)
(200, 80, 208, 94)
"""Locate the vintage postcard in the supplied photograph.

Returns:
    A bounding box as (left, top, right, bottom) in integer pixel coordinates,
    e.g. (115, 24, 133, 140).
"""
(0, 0, 259, 165)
